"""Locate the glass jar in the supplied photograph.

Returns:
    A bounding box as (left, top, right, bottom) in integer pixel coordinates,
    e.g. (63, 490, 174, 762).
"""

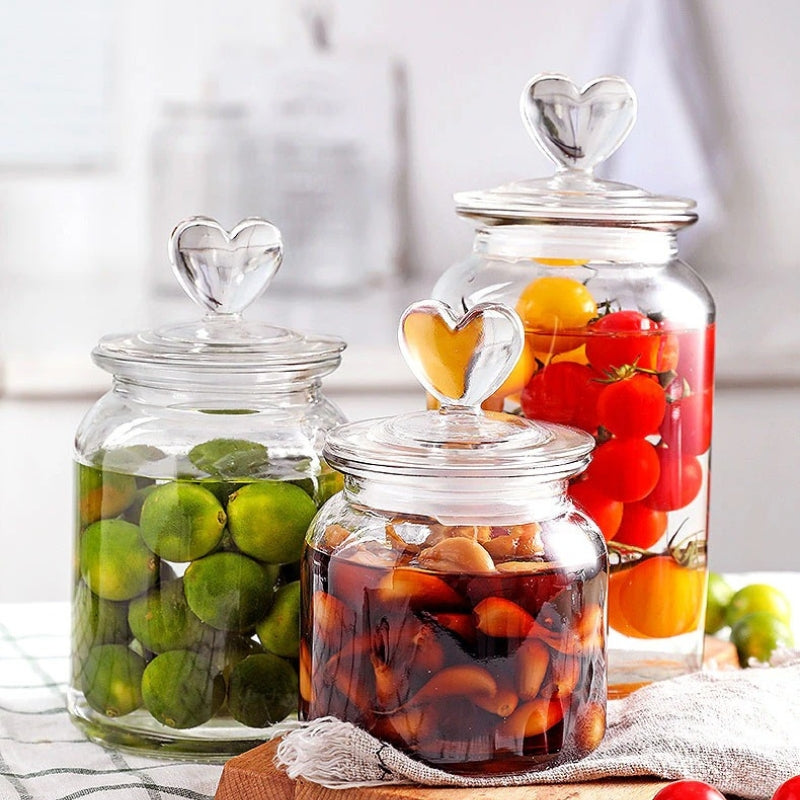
(431, 75, 714, 697)
(69, 217, 346, 758)
(301, 300, 607, 775)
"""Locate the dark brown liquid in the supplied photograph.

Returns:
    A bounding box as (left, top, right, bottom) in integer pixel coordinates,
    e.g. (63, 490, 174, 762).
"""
(300, 545, 606, 775)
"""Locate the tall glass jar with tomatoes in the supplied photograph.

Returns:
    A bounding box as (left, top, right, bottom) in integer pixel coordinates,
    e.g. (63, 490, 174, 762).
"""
(432, 74, 714, 696)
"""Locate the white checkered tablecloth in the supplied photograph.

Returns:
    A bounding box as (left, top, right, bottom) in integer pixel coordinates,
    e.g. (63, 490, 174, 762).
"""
(0, 603, 224, 800)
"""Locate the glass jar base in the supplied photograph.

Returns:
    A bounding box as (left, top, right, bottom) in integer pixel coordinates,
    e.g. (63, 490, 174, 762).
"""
(68, 690, 281, 761)
(608, 647, 702, 699)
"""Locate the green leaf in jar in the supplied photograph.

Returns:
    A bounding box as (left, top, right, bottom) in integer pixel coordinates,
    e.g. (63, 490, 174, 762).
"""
(96, 445, 167, 473)
(188, 438, 269, 479)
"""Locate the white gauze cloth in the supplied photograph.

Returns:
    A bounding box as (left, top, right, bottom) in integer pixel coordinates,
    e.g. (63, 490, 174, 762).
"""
(274, 654, 800, 799)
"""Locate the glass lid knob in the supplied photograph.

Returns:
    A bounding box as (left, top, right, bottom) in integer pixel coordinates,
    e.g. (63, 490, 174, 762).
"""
(520, 73, 637, 174)
(398, 300, 525, 410)
(168, 216, 283, 316)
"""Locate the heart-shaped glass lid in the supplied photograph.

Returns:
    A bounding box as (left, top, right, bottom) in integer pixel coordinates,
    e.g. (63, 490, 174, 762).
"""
(455, 74, 697, 229)
(324, 300, 594, 480)
(93, 217, 345, 381)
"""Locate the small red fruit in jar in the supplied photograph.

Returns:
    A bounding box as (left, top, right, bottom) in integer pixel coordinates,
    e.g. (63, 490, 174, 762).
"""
(586, 438, 660, 503)
(612, 501, 667, 549)
(660, 389, 713, 456)
(652, 780, 725, 800)
(520, 361, 601, 432)
(569, 479, 623, 542)
(645, 448, 703, 511)
(597, 373, 666, 438)
(585, 310, 661, 373)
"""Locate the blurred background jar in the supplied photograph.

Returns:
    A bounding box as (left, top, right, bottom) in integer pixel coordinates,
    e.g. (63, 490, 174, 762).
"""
(302, 300, 607, 774)
(70, 217, 346, 757)
(431, 75, 714, 697)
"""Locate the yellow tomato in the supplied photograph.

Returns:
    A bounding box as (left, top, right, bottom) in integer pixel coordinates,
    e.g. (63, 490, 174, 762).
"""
(532, 257, 589, 267)
(483, 341, 537, 410)
(515, 277, 596, 355)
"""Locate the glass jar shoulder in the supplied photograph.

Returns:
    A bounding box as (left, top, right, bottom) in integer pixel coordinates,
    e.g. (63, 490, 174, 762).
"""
(433, 252, 714, 328)
(75, 386, 346, 482)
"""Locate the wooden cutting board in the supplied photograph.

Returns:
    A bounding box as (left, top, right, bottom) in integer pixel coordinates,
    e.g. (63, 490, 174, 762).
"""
(214, 738, 672, 800)
(215, 638, 739, 800)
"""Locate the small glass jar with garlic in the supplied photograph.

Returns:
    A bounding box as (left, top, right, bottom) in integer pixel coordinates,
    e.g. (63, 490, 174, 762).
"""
(300, 299, 607, 775)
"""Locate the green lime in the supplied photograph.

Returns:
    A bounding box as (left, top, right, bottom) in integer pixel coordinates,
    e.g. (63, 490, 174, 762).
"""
(228, 481, 317, 564)
(730, 611, 794, 666)
(183, 552, 274, 632)
(128, 579, 208, 653)
(141, 650, 225, 729)
(705, 572, 735, 634)
(81, 644, 145, 717)
(77, 465, 138, 525)
(79, 519, 158, 601)
(188, 438, 269, 479)
(316, 469, 344, 506)
(725, 583, 792, 628)
(227, 653, 298, 727)
(139, 482, 226, 562)
(255, 581, 301, 658)
(198, 631, 265, 682)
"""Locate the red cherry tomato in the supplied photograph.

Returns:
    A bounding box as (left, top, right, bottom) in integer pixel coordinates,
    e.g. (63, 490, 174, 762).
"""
(652, 780, 725, 800)
(674, 324, 716, 391)
(660, 390, 713, 456)
(772, 775, 800, 800)
(520, 362, 602, 432)
(645, 448, 703, 511)
(569, 479, 623, 542)
(612, 501, 667, 549)
(597, 374, 666, 438)
(585, 310, 661, 373)
(587, 438, 660, 503)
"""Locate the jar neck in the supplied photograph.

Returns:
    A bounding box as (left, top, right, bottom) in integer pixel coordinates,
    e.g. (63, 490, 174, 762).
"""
(474, 224, 678, 264)
(112, 376, 323, 409)
(343, 472, 570, 526)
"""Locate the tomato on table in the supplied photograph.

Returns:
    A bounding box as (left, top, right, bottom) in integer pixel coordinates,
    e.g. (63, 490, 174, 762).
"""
(520, 361, 602, 432)
(615, 556, 705, 638)
(645, 448, 703, 511)
(586, 438, 660, 503)
(568, 479, 623, 542)
(515, 276, 597, 354)
(596, 374, 666, 438)
(612, 501, 667, 549)
(585, 310, 662, 373)
(652, 780, 726, 800)
(772, 775, 800, 800)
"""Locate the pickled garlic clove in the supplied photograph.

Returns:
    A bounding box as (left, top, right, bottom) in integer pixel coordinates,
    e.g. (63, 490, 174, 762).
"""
(574, 701, 606, 752)
(312, 591, 354, 647)
(376, 568, 464, 609)
(575, 603, 605, 652)
(542, 652, 582, 698)
(515, 639, 550, 701)
(371, 705, 439, 745)
(424, 524, 492, 547)
(385, 522, 421, 555)
(410, 624, 446, 674)
(473, 684, 519, 717)
(299, 640, 313, 704)
(429, 612, 477, 643)
(495, 698, 565, 748)
(322, 524, 351, 551)
(474, 597, 536, 638)
(418, 537, 496, 573)
(371, 652, 407, 710)
(323, 643, 373, 714)
(495, 560, 551, 573)
(408, 664, 497, 706)
(483, 523, 544, 561)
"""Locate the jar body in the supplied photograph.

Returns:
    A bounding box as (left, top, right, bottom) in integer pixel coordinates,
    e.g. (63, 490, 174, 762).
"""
(70, 379, 345, 758)
(433, 225, 714, 696)
(301, 477, 607, 775)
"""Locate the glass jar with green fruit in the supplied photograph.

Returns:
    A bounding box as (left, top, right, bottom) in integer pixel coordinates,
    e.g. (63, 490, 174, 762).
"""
(431, 75, 714, 697)
(70, 217, 346, 757)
